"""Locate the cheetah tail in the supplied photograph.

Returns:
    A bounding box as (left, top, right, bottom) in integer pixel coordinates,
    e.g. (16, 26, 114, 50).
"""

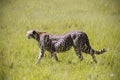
(91, 48, 107, 55)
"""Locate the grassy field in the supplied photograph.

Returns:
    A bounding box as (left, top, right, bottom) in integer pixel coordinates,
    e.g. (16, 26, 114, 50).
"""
(0, 0, 120, 80)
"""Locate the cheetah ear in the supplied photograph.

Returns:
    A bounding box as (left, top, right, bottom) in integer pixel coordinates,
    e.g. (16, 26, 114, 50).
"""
(32, 30, 38, 35)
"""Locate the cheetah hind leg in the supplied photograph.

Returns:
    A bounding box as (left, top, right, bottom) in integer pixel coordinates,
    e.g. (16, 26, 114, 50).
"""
(74, 48, 83, 61)
(91, 54, 97, 63)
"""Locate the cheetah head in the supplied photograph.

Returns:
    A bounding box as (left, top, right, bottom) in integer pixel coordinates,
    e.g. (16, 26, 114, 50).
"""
(26, 30, 39, 39)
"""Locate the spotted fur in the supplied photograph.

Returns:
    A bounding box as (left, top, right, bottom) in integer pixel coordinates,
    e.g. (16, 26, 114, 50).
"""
(26, 30, 107, 64)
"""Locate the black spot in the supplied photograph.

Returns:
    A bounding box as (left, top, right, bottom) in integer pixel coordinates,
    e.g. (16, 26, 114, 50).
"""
(73, 35, 76, 39)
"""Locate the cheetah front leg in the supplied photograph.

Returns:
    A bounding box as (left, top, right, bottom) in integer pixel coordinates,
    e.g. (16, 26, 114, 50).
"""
(36, 47, 44, 64)
(51, 52, 60, 62)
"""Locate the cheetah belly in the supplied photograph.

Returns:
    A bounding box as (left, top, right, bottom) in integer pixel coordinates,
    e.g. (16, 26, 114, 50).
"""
(54, 38, 73, 52)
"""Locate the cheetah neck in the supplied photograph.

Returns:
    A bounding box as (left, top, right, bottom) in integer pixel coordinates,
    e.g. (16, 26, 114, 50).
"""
(34, 34, 40, 42)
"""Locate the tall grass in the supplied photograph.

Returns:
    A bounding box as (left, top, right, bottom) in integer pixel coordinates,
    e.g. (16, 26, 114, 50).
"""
(0, 0, 120, 80)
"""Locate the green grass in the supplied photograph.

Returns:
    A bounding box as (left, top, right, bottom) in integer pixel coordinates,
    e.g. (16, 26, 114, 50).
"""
(0, 0, 120, 80)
